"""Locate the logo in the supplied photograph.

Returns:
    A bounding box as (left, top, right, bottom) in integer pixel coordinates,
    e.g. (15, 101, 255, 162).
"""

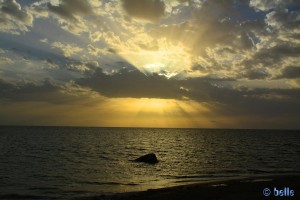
(263, 187, 295, 197)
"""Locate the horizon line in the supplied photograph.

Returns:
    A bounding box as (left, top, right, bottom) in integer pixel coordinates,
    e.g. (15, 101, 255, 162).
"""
(0, 124, 299, 131)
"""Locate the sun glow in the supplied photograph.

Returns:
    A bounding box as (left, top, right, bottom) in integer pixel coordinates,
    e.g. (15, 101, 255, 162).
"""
(119, 38, 191, 78)
(95, 97, 215, 128)
(134, 98, 174, 112)
(144, 62, 165, 72)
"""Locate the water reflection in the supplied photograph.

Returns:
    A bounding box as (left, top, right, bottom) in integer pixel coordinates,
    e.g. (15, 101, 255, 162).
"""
(0, 127, 299, 198)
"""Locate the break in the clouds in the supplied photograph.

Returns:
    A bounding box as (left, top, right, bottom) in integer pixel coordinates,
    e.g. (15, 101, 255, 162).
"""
(0, 0, 300, 128)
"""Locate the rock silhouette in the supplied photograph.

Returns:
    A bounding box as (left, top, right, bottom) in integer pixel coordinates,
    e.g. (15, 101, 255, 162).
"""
(134, 153, 158, 164)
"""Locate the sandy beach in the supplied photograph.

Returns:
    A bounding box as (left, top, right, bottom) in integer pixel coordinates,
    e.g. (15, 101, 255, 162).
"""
(76, 175, 300, 200)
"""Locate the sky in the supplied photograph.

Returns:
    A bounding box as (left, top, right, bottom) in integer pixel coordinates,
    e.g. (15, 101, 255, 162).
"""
(0, 0, 300, 129)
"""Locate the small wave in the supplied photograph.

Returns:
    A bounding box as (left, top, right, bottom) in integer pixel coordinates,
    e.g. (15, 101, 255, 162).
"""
(247, 169, 300, 174)
(77, 181, 138, 186)
(0, 194, 50, 199)
(166, 174, 234, 180)
(221, 169, 242, 173)
(29, 187, 58, 191)
(99, 154, 111, 160)
(247, 169, 269, 174)
(64, 190, 92, 194)
(173, 175, 213, 179)
(195, 169, 243, 175)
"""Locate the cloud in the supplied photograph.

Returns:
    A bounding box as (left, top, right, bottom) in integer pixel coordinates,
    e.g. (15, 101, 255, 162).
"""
(0, 57, 13, 64)
(1, 0, 300, 128)
(183, 79, 300, 119)
(30, 0, 96, 35)
(66, 60, 99, 73)
(47, 0, 93, 21)
(51, 42, 83, 57)
(89, 31, 102, 42)
(243, 44, 300, 68)
(149, 9, 257, 57)
(0, 78, 108, 126)
(87, 44, 110, 56)
(77, 67, 184, 99)
(250, 0, 298, 11)
(145, 0, 299, 81)
(0, 78, 61, 102)
(40, 38, 48, 43)
(122, 0, 166, 23)
(0, 0, 33, 34)
(277, 66, 300, 79)
(101, 31, 122, 49)
(266, 8, 300, 30)
(240, 68, 271, 80)
(0, 78, 98, 104)
(76, 66, 300, 122)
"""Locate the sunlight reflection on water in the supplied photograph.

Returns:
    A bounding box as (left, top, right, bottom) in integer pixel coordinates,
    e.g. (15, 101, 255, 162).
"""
(0, 127, 300, 199)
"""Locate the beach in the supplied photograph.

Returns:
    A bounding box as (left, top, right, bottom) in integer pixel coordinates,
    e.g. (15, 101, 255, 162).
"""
(77, 175, 300, 200)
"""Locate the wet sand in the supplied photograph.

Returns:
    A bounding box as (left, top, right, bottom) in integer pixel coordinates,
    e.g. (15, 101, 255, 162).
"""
(75, 175, 300, 200)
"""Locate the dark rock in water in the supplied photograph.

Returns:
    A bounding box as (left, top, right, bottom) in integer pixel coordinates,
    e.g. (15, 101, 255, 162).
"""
(134, 153, 158, 164)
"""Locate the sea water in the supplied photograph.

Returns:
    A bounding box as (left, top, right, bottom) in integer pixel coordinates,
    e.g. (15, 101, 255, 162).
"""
(0, 126, 299, 199)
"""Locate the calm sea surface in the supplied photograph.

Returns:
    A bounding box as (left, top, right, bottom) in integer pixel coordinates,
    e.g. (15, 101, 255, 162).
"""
(0, 127, 299, 199)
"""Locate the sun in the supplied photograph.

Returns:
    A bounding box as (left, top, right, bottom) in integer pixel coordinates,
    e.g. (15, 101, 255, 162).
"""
(144, 62, 165, 73)
(119, 38, 191, 78)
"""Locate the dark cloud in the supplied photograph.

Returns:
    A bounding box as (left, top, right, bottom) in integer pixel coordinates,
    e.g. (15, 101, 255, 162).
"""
(179, 77, 300, 120)
(190, 64, 208, 72)
(0, 78, 87, 103)
(0, 37, 72, 64)
(47, 0, 93, 21)
(0, 0, 32, 23)
(0, 79, 63, 103)
(243, 44, 300, 67)
(240, 19, 267, 34)
(77, 67, 300, 118)
(277, 66, 300, 79)
(1, 63, 300, 124)
(250, 0, 299, 12)
(266, 8, 300, 30)
(122, 0, 165, 23)
(0, 78, 101, 105)
(0, 0, 33, 33)
(240, 68, 271, 80)
(77, 68, 184, 99)
(185, 79, 300, 116)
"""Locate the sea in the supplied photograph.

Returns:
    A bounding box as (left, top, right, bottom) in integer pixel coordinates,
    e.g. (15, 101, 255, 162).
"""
(0, 126, 299, 199)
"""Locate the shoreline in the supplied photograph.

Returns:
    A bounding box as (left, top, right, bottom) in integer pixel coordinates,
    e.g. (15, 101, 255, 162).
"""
(75, 174, 300, 200)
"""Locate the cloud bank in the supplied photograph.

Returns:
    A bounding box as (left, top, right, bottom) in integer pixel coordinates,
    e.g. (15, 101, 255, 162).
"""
(0, 0, 299, 128)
